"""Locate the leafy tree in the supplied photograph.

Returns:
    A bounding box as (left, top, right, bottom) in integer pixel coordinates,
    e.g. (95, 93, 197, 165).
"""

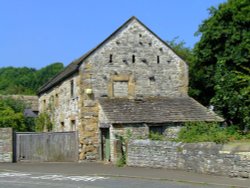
(32, 62, 64, 91)
(0, 98, 26, 131)
(193, 0, 250, 130)
(0, 63, 64, 95)
(0, 97, 37, 131)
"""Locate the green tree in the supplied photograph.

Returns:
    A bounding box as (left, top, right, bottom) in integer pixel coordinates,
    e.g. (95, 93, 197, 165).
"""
(32, 62, 64, 92)
(193, 0, 250, 130)
(168, 38, 194, 63)
(0, 98, 26, 131)
(0, 97, 37, 131)
(0, 63, 64, 95)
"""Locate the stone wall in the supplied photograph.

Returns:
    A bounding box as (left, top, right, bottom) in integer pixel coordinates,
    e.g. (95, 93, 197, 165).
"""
(0, 128, 13, 162)
(128, 140, 250, 178)
(0, 95, 38, 112)
(110, 124, 148, 162)
(109, 123, 182, 162)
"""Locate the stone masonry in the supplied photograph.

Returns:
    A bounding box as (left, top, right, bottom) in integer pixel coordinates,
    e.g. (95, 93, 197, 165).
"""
(109, 123, 182, 162)
(38, 73, 80, 132)
(128, 140, 250, 178)
(0, 128, 13, 162)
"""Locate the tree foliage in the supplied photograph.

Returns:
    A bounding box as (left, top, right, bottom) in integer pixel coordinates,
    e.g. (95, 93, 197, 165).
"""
(0, 63, 64, 95)
(168, 38, 194, 63)
(0, 98, 27, 131)
(193, 0, 250, 130)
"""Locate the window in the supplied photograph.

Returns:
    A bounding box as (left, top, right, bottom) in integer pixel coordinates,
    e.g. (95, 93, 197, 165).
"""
(157, 56, 160, 64)
(50, 96, 54, 104)
(43, 99, 46, 111)
(132, 55, 135, 63)
(149, 126, 164, 135)
(109, 54, 113, 63)
(113, 81, 128, 97)
(71, 120, 76, 131)
(108, 74, 135, 98)
(61, 122, 65, 132)
(70, 80, 74, 98)
(149, 76, 155, 82)
(55, 94, 59, 106)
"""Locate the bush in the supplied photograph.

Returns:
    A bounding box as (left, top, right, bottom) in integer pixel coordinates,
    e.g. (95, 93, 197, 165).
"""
(178, 122, 228, 143)
(149, 131, 165, 141)
(178, 122, 250, 143)
(0, 98, 27, 131)
(116, 154, 126, 167)
(35, 112, 53, 132)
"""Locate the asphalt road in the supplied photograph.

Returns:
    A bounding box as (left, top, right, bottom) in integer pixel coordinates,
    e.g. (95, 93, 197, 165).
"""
(0, 162, 249, 188)
(0, 171, 226, 188)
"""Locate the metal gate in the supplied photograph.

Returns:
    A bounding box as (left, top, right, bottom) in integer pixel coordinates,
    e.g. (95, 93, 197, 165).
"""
(15, 131, 78, 162)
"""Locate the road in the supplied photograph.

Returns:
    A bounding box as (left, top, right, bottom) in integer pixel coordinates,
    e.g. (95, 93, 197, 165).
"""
(0, 171, 226, 188)
(0, 162, 249, 188)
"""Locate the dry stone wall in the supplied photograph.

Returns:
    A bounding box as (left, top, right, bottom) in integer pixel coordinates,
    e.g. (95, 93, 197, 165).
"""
(109, 123, 182, 162)
(128, 140, 250, 178)
(0, 128, 13, 162)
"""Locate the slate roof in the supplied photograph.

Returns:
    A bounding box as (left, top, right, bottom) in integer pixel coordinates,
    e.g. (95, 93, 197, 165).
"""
(99, 97, 224, 124)
(37, 49, 93, 95)
(38, 16, 187, 95)
(24, 108, 38, 118)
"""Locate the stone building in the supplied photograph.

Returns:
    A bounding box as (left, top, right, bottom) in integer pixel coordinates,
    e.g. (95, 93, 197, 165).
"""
(38, 17, 223, 162)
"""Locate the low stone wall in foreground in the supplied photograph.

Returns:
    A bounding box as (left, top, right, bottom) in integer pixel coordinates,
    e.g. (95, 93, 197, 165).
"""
(127, 140, 250, 178)
(0, 128, 13, 162)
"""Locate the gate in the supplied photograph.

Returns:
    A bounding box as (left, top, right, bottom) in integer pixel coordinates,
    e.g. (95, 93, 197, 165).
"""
(15, 131, 78, 162)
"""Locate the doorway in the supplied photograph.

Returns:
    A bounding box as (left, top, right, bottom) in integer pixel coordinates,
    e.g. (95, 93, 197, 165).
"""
(101, 128, 110, 161)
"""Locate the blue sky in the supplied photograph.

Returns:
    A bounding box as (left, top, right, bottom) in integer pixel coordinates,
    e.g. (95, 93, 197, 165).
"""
(0, 0, 226, 69)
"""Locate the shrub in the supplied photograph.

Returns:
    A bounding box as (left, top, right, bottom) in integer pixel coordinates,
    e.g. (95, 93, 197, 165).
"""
(115, 129, 132, 167)
(149, 131, 165, 141)
(35, 112, 53, 132)
(178, 122, 250, 143)
(178, 122, 228, 144)
(116, 154, 126, 167)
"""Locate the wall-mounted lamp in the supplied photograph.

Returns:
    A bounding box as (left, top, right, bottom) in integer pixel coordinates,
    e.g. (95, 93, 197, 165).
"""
(85, 88, 93, 94)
